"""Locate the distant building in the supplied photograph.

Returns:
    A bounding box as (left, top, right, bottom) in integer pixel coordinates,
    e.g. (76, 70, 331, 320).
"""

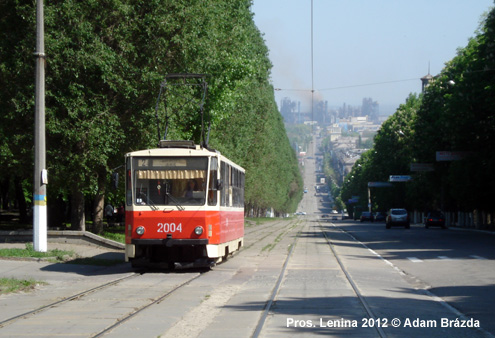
(362, 98, 380, 123)
(421, 73, 434, 92)
(421, 63, 435, 92)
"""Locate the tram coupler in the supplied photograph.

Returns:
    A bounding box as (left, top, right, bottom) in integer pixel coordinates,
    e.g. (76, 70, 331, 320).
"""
(173, 258, 216, 270)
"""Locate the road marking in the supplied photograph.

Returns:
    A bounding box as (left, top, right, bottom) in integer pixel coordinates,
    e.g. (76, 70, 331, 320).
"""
(437, 256, 452, 260)
(407, 257, 423, 263)
(470, 255, 487, 260)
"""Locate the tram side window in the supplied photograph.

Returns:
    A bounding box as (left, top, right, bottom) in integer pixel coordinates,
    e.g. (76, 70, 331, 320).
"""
(231, 168, 245, 208)
(208, 157, 218, 206)
(219, 161, 244, 208)
(232, 168, 238, 207)
(240, 171, 245, 206)
(220, 162, 230, 207)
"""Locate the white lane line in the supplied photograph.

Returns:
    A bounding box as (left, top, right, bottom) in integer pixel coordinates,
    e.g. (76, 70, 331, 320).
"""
(437, 256, 452, 260)
(470, 255, 488, 260)
(329, 224, 494, 338)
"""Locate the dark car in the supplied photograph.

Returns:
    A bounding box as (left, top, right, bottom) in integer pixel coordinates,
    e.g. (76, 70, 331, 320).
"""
(374, 212, 387, 222)
(386, 208, 410, 229)
(424, 211, 446, 229)
(360, 211, 374, 222)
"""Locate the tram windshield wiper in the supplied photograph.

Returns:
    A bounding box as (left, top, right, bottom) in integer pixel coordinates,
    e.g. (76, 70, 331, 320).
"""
(139, 191, 158, 211)
(165, 191, 185, 211)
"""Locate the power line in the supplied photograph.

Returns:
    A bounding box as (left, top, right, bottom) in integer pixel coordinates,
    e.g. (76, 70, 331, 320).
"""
(318, 78, 419, 91)
(274, 77, 419, 92)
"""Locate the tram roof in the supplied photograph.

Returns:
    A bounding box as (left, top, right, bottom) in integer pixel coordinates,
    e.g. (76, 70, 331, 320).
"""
(125, 144, 244, 171)
(126, 146, 214, 157)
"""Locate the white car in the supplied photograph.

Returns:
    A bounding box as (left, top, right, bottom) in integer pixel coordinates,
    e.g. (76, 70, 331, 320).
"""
(386, 209, 410, 229)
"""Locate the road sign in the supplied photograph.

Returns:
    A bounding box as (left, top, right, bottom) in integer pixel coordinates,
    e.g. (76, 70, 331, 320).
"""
(389, 175, 412, 182)
(436, 151, 469, 161)
(368, 182, 393, 187)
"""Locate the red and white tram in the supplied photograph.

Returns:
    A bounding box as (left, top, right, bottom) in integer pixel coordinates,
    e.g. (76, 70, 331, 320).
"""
(124, 140, 245, 269)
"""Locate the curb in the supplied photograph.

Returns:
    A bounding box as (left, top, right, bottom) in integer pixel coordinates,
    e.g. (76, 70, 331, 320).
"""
(0, 230, 125, 250)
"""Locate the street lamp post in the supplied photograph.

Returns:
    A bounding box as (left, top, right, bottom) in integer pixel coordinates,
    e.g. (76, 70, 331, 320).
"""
(33, 0, 47, 252)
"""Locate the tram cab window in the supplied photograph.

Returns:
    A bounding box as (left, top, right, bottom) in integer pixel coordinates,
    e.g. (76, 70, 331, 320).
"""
(132, 157, 207, 206)
(125, 157, 132, 206)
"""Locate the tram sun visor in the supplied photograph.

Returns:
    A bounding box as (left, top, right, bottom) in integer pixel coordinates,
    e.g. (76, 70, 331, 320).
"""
(136, 170, 206, 180)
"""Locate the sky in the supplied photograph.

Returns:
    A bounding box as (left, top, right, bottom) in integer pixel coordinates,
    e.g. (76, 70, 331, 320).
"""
(251, 0, 494, 115)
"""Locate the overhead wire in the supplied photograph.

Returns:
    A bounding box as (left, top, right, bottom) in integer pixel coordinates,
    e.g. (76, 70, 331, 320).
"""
(274, 77, 419, 92)
(311, 0, 314, 128)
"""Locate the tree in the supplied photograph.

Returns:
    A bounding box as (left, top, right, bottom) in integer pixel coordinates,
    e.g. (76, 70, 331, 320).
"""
(1, 0, 302, 229)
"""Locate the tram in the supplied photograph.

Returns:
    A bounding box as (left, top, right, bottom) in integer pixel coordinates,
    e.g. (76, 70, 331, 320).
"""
(124, 74, 245, 268)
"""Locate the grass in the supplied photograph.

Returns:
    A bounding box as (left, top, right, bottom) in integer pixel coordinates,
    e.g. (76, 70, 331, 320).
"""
(100, 229, 125, 244)
(0, 243, 122, 266)
(246, 217, 290, 226)
(0, 243, 75, 262)
(0, 277, 44, 295)
(261, 231, 285, 252)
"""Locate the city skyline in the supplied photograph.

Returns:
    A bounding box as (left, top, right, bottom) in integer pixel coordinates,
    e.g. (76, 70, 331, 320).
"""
(252, 0, 494, 115)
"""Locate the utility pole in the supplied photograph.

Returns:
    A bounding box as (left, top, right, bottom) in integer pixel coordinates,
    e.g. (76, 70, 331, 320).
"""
(34, 0, 47, 252)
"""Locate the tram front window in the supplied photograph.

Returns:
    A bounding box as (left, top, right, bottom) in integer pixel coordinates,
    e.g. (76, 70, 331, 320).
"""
(133, 157, 208, 206)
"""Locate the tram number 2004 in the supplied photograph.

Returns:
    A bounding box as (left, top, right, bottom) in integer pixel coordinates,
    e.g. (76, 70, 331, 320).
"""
(157, 223, 182, 233)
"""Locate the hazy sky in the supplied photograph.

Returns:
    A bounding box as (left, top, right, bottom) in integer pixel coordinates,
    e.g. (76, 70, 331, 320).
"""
(251, 0, 494, 115)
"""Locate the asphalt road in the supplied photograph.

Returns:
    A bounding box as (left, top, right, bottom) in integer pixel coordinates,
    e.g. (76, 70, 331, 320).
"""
(332, 219, 495, 336)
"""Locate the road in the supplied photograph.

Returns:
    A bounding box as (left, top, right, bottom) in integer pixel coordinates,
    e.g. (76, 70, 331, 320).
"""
(1, 136, 494, 337)
(336, 219, 495, 336)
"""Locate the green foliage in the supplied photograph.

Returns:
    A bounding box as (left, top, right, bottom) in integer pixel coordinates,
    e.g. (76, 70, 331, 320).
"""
(340, 6, 495, 215)
(285, 124, 313, 152)
(0, 0, 301, 221)
(340, 94, 421, 212)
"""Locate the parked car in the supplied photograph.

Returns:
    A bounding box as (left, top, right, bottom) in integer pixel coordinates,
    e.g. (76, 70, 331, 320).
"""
(374, 212, 387, 222)
(360, 211, 374, 222)
(386, 208, 410, 229)
(424, 211, 446, 229)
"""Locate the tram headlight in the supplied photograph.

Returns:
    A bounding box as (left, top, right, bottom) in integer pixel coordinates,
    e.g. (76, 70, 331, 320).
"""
(194, 226, 203, 236)
(136, 226, 145, 236)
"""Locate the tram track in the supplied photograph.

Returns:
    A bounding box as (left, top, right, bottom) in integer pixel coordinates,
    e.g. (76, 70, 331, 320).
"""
(92, 272, 204, 337)
(0, 272, 140, 328)
(252, 222, 301, 337)
(320, 221, 387, 338)
(242, 218, 301, 253)
(251, 219, 386, 338)
(0, 269, 209, 337)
